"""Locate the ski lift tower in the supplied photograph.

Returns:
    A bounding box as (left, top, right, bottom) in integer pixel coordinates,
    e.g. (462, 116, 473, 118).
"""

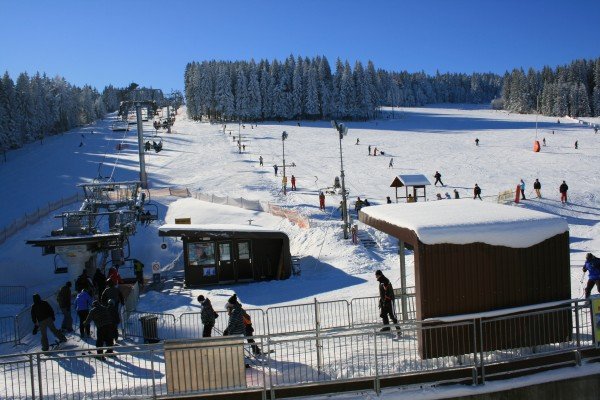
(27, 180, 158, 284)
(119, 101, 158, 189)
(331, 120, 349, 239)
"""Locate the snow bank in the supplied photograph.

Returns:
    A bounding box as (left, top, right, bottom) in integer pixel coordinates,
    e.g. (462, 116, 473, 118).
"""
(361, 199, 568, 248)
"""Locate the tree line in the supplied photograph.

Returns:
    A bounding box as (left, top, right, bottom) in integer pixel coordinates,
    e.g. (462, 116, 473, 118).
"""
(500, 58, 600, 117)
(0, 74, 165, 155)
(184, 55, 502, 122)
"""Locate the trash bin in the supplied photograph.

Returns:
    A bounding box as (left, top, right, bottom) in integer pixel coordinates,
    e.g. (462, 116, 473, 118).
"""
(139, 315, 160, 344)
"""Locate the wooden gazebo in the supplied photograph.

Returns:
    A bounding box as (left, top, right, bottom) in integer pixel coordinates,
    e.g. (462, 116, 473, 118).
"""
(390, 174, 431, 202)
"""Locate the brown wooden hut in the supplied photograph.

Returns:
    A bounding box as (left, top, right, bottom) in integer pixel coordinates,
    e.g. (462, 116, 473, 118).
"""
(359, 200, 571, 358)
(159, 224, 292, 287)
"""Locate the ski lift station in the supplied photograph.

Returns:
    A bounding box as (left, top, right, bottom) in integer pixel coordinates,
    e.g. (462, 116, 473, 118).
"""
(158, 223, 292, 286)
(360, 199, 571, 358)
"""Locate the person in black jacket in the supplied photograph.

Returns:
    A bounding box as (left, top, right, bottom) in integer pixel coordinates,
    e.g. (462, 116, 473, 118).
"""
(56, 282, 73, 333)
(473, 184, 482, 200)
(93, 269, 106, 298)
(560, 181, 568, 204)
(375, 271, 401, 335)
(434, 171, 444, 186)
(84, 300, 115, 357)
(198, 295, 217, 338)
(101, 280, 124, 340)
(31, 294, 66, 351)
(533, 179, 542, 198)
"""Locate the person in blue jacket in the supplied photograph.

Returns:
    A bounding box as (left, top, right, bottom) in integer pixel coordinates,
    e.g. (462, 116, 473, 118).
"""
(583, 253, 600, 298)
(75, 288, 93, 338)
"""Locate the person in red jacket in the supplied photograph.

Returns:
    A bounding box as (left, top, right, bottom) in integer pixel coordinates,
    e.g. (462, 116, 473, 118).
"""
(107, 266, 123, 285)
(291, 175, 297, 191)
(319, 192, 325, 210)
(559, 181, 568, 204)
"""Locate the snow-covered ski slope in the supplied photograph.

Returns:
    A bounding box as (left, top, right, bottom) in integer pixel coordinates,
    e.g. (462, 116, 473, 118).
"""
(1, 105, 599, 313)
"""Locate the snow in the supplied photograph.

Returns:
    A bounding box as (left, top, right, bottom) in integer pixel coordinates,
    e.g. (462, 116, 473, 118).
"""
(396, 174, 432, 186)
(159, 223, 284, 233)
(361, 199, 569, 248)
(1, 105, 600, 397)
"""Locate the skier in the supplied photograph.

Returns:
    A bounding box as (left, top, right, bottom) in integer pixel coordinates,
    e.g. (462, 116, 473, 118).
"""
(273, 165, 278, 176)
(351, 225, 358, 244)
(259, 155, 263, 166)
(107, 266, 123, 286)
(375, 270, 401, 336)
(373, 147, 378, 156)
(475, 138, 479, 146)
(75, 288, 92, 338)
(559, 180, 569, 204)
(389, 158, 394, 168)
(434, 171, 444, 186)
(386, 196, 392, 204)
(445, 192, 452, 199)
(56, 282, 74, 333)
(101, 280, 124, 341)
(31, 294, 67, 351)
(133, 259, 144, 286)
(83, 300, 115, 358)
(356, 138, 359, 145)
(242, 144, 246, 151)
(542, 137, 546, 146)
(519, 179, 526, 200)
(197, 295, 217, 338)
(144, 141, 151, 152)
(290, 175, 297, 191)
(368, 145, 371, 155)
(533, 179, 542, 198)
(75, 270, 93, 294)
(319, 192, 325, 210)
(436, 193, 443, 200)
(355, 197, 364, 212)
(583, 253, 600, 298)
(454, 189, 460, 199)
(473, 184, 482, 200)
(575, 140, 578, 149)
(363, 198, 371, 207)
(223, 295, 245, 337)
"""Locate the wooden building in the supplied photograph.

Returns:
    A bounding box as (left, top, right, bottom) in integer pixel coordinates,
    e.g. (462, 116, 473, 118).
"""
(390, 174, 431, 202)
(360, 200, 571, 358)
(158, 224, 292, 287)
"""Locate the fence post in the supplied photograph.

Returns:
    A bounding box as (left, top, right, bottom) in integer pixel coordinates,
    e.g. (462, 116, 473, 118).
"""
(346, 300, 352, 329)
(36, 353, 43, 399)
(574, 301, 581, 349)
(472, 319, 478, 386)
(29, 354, 36, 400)
(314, 297, 322, 374)
(373, 328, 380, 395)
(478, 318, 485, 384)
(151, 349, 157, 399)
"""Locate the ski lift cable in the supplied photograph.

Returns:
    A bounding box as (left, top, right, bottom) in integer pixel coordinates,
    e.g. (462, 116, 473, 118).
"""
(108, 126, 131, 180)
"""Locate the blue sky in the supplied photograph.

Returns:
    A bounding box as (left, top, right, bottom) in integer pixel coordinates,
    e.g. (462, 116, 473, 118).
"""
(2, 0, 599, 93)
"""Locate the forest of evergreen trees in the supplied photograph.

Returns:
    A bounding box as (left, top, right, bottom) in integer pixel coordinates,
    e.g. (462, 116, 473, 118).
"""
(0, 74, 164, 154)
(184, 55, 502, 122)
(501, 58, 600, 117)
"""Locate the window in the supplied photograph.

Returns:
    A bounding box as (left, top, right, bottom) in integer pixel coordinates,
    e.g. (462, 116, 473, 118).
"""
(238, 242, 251, 260)
(219, 243, 231, 261)
(203, 267, 216, 277)
(187, 242, 215, 266)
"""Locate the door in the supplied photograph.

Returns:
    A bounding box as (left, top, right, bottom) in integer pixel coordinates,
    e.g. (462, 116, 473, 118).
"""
(235, 241, 254, 281)
(187, 242, 217, 285)
(218, 242, 235, 282)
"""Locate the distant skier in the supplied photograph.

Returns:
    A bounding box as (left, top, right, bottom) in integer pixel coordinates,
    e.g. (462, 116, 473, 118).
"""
(559, 180, 569, 204)
(375, 270, 401, 336)
(473, 184, 482, 200)
(389, 158, 394, 168)
(355, 197, 364, 212)
(534, 179, 542, 198)
(454, 189, 460, 199)
(434, 171, 444, 186)
(436, 193, 442, 200)
(583, 253, 600, 298)
(386, 196, 392, 204)
(445, 192, 451, 199)
(368, 145, 372, 155)
(242, 144, 246, 151)
(291, 175, 297, 191)
(363, 198, 371, 207)
(31, 294, 67, 351)
(273, 165, 278, 176)
(575, 140, 578, 149)
(373, 147, 378, 156)
(475, 138, 480, 146)
(519, 179, 526, 200)
(542, 137, 546, 146)
(197, 295, 217, 338)
(56, 282, 73, 333)
(319, 192, 325, 210)
(259, 155, 263, 166)
(356, 138, 360, 145)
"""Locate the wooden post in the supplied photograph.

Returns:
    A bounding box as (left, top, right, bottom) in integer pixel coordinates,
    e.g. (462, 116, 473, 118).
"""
(398, 240, 408, 321)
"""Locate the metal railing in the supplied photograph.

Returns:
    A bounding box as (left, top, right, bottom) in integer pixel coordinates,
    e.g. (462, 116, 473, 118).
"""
(2, 298, 595, 399)
(0, 286, 27, 305)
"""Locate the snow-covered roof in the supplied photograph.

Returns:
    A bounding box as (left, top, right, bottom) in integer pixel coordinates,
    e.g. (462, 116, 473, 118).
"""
(395, 174, 431, 187)
(360, 199, 568, 248)
(158, 223, 283, 234)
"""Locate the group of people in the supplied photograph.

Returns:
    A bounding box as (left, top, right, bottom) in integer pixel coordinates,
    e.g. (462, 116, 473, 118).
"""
(32, 266, 126, 355)
(198, 294, 262, 356)
(515, 179, 569, 203)
(367, 145, 385, 156)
